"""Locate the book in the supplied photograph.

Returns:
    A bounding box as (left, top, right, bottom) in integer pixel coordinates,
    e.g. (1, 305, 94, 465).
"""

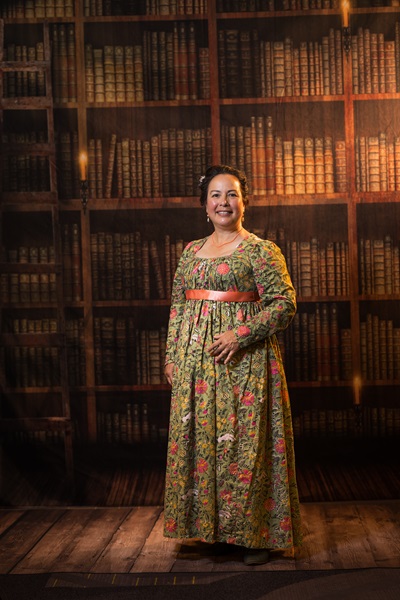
(71, 223, 82, 301)
(149, 241, 166, 299)
(334, 140, 347, 193)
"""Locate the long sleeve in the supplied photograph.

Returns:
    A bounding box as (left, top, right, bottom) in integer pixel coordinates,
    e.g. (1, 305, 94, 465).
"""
(164, 245, 190, 365)
(233, 240, 296, 348)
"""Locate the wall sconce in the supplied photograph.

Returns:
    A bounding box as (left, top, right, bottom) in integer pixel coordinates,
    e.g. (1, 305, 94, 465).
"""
(79, 151, 89, 214)
(342, 0, 351, 56)
(353, 374, 361, 406)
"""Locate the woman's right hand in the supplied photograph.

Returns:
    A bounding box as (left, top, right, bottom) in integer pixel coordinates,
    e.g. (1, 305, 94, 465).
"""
(164, 362, 175, 386)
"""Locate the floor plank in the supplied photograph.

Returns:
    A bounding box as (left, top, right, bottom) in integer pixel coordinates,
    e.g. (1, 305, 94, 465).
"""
(0, 509, 65, 574)
(0, 510, 24, 537)
(131, 510, 181, 573)
(93, 506, 163, 573)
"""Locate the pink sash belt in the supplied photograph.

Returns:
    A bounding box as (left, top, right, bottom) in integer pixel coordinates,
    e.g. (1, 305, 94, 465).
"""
(185, 289, 260, 302)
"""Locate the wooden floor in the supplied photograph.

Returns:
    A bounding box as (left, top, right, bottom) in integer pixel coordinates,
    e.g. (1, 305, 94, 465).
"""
(0, 501, 399, 574)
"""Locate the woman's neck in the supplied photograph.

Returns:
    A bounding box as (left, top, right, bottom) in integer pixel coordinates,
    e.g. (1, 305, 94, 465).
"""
(211, 229, 243, 248)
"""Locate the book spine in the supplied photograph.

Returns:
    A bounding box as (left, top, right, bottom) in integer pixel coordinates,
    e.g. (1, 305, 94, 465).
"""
(294, 137, 305, 194)
(305, 137, 315, 194)
(334, 140, 347, 193)
(71, 223, 82, 301)
(67, 24, 77, 102)
(150, 240, 166, 299)
(351, 35, 359, 93)
(299, 241, 312, 297)
(95, 138, 103, 198)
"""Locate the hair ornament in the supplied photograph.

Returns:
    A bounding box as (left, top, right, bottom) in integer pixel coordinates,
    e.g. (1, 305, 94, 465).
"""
(198, 175, 206, 185)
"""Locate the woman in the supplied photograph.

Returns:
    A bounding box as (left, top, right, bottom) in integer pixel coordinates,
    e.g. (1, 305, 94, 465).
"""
(163, 164, 302, 565)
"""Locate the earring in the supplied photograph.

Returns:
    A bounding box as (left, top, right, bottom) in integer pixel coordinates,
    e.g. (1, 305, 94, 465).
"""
(206, 214, 210, 223)
(242, 213, 245, 222)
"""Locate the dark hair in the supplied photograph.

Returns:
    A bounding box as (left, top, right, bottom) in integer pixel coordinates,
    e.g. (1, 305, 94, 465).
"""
(198, 164, 249, 207)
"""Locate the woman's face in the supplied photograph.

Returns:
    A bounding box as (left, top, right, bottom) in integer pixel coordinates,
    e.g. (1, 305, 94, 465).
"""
(205, 174, 245, 231)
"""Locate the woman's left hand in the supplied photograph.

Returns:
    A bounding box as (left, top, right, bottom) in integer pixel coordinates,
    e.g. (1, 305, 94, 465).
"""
(207, 330, 239, 364)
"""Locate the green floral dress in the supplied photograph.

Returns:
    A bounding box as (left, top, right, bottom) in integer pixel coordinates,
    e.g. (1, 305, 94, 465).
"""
(163, 233, 302, 550)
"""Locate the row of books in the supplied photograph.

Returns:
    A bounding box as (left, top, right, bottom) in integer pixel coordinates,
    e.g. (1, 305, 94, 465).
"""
(360, 314, 400, 380)
(2, 155, 50, 193)
(0, 0, 74, 18)
(4, 407, 399, 447)
(359, 236, 400, 295)
(1, 272, 57, 304)
(3, 233, 398, 305)
(263, 227, 349, 299)
(84, 0, 208, 16)
(222, 118, 347, 195)
(4, 317, 85, 387)
(90, 232, 185, 301)
(218, 28, 344, 99)
(5, 317, 60, 388)
(9, 126, 400, 200)
(220, 0, 357, 9)
(7, 27, 400, 103)
(218, 0, 341, 8)
(5, 404, 400, 447)
(351, 25, 400, 95)
(62, 222, 83, 302)
(56, 131, 80, 199)
(3, 43, 46, 98)
(85, 23, 210, 103)
(284, 239, 350, 298)
(94, 319, 167, 385)
(2, 131, 47, 145)
(4, 245, 55, 264)
(5, 317, 58, 333)
(282, 303, 352, 382)
(87, 128, 212, 199)
(293, 406, 400, 439)
(5, 346, 61, 388)
(3, 321, 85, 389)
(51, 24, 77, 103)
(97, 402, 168, 445)
(5, 1, 390, 19)
(355, 133, 400, 193)
(65, 318, 86, 387)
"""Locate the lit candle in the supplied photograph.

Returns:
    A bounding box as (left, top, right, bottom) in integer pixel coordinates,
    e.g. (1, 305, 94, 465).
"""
(79, 152, 87, 181)
(353, 375, 361, 405)
(342, 0, 350, 28)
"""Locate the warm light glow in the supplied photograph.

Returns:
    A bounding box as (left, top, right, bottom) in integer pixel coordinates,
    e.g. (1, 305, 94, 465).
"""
(342, 0, 350, 28)
(353, 375, 361, 405)
(79, 152, 87, 181)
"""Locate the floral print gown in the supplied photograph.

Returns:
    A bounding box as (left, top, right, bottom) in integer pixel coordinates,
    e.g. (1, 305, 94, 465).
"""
(163, 233, 302, 550)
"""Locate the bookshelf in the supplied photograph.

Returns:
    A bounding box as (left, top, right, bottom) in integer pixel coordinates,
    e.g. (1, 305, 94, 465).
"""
(0, 17, 74, 488)
(1, 0, 400, 487)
